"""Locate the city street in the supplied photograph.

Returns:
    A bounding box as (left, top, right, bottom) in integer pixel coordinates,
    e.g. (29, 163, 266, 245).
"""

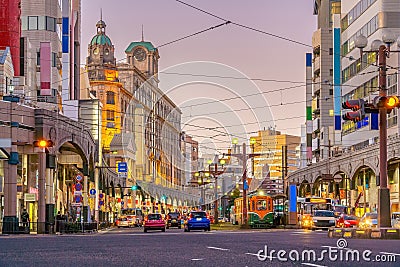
(0, 228, 399, 266)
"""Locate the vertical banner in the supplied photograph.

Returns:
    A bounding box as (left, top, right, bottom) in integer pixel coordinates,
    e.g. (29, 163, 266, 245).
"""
(305, 53, 313, 162)
(40, 42, 51, 96)
(289, 184, 297, 225)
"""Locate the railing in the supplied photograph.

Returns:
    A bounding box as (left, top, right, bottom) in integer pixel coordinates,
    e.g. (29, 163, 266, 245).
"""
(0, 221, 103, 234)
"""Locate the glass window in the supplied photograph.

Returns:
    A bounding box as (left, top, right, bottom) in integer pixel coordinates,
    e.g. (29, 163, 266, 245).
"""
(106, 110, 115, 121)
(36, 52, 40, 66)
(257, 200, 267, 210)
(47, 17, 55, 32)
(106, 91, 115, 104)
(38, 16, 46, 30)
(21, 17, 28, 31)
(28, 16, 38, 30)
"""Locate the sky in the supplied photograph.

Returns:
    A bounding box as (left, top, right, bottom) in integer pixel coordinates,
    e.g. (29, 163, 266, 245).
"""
(81, 0, 316, 153)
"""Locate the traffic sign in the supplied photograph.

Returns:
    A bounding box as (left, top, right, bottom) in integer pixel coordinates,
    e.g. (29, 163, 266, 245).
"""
(99, 193, 104, 199)
(117, 162, 128, 172)
(118, 172, 127, 178)
(75, 174, 83, 182)
(74, 195, 82, 203)
(75, 183, 82, 191)
(90, 188, 96, 195)
(99, 200, 104, 206)
(121, 201, 124, 205)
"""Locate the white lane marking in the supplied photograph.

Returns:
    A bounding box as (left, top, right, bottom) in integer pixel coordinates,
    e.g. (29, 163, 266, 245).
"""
(380, 252, 400, 256)
(301, 263, 327, 267)
(191, 258, 204, 261)
(207, 246, 230, 251)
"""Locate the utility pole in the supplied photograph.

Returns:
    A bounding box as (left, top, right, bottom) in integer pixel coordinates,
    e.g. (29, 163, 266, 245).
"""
(377, 44, 391, 227)
(225, 143, 266, 228)
(208, 163, 225, 224)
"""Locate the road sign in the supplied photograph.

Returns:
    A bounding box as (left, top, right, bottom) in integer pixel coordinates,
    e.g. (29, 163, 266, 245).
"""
(121, 201, 124, 205)
(74, 195, 82, 203)
(89, 189, 96, 195)
(99, 193, 104, 199)
(99, 200, 104, 206)
(118, 172, 127, 178)
(117, 162, 128, 172)
(71, 203, 82, 207)
(75, 183, 82, 191)
(75, 174, 83, 182)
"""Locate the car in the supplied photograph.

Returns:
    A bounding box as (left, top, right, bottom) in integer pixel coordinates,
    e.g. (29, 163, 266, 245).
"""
(336, 214, 359, 228)
(116, 216, 134, 228)
(218, 217, 228, 223)
(392, 212, 400, 228)
(359, 212, 378, 229)
(311, 210, 336, 229)
(166, 212, 182, 229)
(184, 211, 211, 232)
(143, 213, 166, 232)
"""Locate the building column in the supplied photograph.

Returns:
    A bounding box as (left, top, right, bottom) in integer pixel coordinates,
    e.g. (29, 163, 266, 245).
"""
(94, 166, 99, 222)
(2, 144, 18, 234)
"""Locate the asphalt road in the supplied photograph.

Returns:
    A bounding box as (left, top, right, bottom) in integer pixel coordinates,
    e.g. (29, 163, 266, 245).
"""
(0, 227, 399, 267)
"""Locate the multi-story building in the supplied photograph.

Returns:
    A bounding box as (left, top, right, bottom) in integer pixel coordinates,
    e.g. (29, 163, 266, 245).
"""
(341, 0, 400, 147)
(250, 129, 301, 195)
(294, 0, 400, 216)
(182, 133, 199, 186)
(307, 0, 341, 164)
(119, 38, 183, 192)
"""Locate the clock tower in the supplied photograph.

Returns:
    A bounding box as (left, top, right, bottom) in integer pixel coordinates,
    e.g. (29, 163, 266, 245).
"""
(86, 19, 117, 81)
(125, 38, 159, 80)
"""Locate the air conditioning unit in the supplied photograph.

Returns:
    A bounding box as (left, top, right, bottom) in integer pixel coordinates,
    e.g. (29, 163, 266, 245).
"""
(36, 66, 40, 72)
(56, 18, 62, 24)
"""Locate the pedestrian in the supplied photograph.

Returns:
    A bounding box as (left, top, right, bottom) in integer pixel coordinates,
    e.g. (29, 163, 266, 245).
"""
(21, 209, 29, 228)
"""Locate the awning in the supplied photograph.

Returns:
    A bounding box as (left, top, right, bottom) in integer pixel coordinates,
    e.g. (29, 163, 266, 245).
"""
(0, 148, 10, 160)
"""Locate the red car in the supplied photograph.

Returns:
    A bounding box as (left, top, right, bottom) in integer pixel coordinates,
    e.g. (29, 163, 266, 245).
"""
(336, 214, 359, 228)
(143, 213, 166, 232)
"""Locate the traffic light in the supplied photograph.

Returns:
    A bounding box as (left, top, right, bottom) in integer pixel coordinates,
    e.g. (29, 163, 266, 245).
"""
(373, 95, 400, 113)
(33, 139, 54, 148)
(342, 99, 365, 122)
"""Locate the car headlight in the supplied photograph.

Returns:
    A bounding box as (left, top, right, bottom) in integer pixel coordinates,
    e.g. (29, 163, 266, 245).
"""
(313, 219, 318, 223)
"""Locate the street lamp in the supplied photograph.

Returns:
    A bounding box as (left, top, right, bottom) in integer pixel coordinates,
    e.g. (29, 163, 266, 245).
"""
(194, 171, 210, 210)
(354, 31, 400, 228)
(207, 158, 226, 224)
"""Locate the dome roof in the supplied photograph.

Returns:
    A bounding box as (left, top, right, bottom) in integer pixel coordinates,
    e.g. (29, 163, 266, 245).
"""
(90, 19, 112, 46)
(90, 34, 112, 46)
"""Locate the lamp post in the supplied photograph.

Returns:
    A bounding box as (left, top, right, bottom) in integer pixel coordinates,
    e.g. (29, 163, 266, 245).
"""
(208, 158, 226, 224)
(194, 171, 210, 210)
(354, 31, 400, 227)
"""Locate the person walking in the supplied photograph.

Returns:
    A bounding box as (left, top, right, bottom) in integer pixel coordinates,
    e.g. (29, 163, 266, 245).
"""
(21, 209, 29, 229)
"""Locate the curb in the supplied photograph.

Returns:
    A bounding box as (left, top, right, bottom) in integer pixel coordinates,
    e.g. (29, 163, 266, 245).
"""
(328, 227, 400, 239)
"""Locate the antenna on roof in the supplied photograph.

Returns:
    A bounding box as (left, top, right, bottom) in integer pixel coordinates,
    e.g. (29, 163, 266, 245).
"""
(141, 24, 144, 41)
(100, 8, 102, 21)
